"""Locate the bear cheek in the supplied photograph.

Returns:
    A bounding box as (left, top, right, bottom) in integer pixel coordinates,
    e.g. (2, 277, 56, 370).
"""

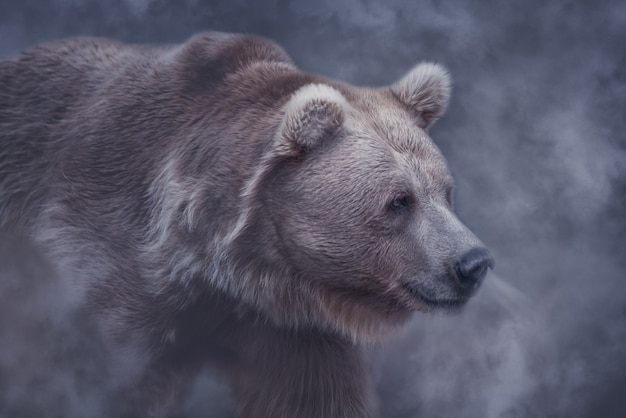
(270, 200, 423, 331)
(269, 206, 351, 278)
(269, 193, 362, 275)
(277, 211, 390, 282)
(289, 227, 376, 281)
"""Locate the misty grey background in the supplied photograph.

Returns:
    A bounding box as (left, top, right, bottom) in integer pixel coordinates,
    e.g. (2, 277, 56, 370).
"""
(0, 0, 625, 417)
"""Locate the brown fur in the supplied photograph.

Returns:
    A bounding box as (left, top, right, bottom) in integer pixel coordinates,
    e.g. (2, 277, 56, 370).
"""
(0, 32, 490, 417)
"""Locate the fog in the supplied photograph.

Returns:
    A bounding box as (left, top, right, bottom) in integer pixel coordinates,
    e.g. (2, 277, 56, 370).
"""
(1, 1, 624, 417)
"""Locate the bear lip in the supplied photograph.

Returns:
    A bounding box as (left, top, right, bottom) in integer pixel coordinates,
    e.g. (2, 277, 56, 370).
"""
(401, 281, 469, 311)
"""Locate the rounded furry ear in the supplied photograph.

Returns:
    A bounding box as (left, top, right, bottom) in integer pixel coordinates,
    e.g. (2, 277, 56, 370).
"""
(277, 84, 347, 155)
(391, 62, 451, 128)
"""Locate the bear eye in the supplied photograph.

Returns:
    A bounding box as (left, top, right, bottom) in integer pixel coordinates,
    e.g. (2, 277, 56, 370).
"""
(387, 193, 412, 212)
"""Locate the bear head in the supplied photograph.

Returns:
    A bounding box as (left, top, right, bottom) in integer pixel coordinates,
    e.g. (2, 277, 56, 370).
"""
(224, 63, 493, 341)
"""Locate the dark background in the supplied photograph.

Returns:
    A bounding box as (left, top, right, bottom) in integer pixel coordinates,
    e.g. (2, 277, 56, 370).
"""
(1, 1, 625, 417)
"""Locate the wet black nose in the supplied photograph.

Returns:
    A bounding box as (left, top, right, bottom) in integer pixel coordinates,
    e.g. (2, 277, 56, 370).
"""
(455, 247, 494, 289)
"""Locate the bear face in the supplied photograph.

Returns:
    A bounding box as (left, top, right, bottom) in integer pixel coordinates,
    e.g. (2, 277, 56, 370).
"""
(230, 65, 493, 341)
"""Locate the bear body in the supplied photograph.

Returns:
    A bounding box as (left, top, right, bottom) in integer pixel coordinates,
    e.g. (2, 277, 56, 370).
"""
(0, 33, 492, 417)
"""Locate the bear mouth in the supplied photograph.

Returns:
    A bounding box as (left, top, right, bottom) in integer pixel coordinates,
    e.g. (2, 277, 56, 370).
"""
(401, 282, 469, 311)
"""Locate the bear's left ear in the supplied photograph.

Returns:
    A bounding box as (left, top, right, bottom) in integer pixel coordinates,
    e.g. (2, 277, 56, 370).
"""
(390, 62, 451, 128)
(277, 84, 348, 155)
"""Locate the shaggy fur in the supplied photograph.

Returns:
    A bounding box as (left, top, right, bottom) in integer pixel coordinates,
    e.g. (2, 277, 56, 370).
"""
(0, 32, 490, 417)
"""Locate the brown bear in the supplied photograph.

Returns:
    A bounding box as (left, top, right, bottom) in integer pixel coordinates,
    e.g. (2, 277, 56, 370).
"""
(0, 32, 493, 417)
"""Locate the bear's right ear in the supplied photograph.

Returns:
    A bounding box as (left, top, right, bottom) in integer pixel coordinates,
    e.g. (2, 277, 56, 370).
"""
(276, 84, 348, 155)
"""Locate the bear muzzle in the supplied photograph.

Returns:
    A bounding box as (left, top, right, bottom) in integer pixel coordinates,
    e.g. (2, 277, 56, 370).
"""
(400, 246, 494, 311)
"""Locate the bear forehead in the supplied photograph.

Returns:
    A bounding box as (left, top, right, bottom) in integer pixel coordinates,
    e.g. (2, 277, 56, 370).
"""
(341, 90, 453, 189)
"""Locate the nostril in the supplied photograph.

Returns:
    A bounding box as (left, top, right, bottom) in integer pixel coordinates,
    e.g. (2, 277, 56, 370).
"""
(455, 247, 494, 289)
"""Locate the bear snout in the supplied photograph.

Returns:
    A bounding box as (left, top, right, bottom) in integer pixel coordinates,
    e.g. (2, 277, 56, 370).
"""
(454, 247, 494, 291)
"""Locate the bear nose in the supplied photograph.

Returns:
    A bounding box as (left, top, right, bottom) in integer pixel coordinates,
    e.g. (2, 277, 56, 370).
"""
(455, 247, 494, 289)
